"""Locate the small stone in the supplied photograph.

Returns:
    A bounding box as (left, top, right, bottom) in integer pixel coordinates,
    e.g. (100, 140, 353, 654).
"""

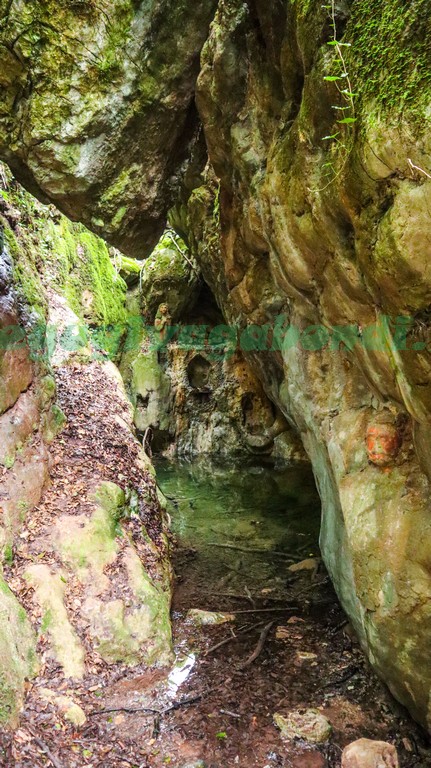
(288, 558, 320, 573)
(180, 762, 207, 768)
(186, 609, 235, 626)
(296, 651, 318, 662)
(39, 688, 86, 727)
(63, 701, 87, 727)
(341, 739, 399, 767)
(276, 626, 290, 640)
(274, 709, 332, 743)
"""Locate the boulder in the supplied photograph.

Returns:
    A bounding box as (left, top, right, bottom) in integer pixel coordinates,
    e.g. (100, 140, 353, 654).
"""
(274, 709, 332, 743)
(186, 609, 235, 626)
(341, 739, 399, 768)
(0, 0, 218, 257)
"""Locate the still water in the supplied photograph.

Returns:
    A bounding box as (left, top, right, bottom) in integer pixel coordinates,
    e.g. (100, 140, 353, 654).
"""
(155, 456, 321, 597)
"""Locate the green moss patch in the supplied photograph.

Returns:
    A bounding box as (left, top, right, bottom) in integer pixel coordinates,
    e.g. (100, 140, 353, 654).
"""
(347, 0, 431, 123)
(0, 573, 37, 725)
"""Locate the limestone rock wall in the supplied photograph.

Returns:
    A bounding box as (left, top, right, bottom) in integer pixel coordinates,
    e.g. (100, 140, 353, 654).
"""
(120, 232, 304, 458)
(190, 0, 431, 731)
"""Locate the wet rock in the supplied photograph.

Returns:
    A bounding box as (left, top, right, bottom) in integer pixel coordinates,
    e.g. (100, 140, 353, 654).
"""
(186, 609, 235, 626)
(274, 710, 332, 743)
(341, 739, 399, 767)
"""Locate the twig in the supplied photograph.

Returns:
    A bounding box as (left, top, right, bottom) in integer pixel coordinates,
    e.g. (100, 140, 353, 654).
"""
(113, 754, 140, 767)
(293, 579, 329, 600)
(27, 728, 63, 768)
(238, 621, 275, 669)
(245, 586, 255, 607)
(204, 591, 255, 603)
(229, 607, 297, 615)
(208, 542, 294, 559)
(408, 158, 431, 179)
(203, 591, 287, 604)
(162, 693, 203, 714)
(322, 665, 358, 689)
(89, 693, 203, 719)
(89, 705, 160, 717)
(151, 714, 161, 740)
(220, 709, 241, 719)
(205, 621, 266, 656)
(165, 229, 198, 272)
(142, 427, 152, 453)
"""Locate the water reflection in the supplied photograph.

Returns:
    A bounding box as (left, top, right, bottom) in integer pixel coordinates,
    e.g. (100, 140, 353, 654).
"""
(155, 457, 321, 595)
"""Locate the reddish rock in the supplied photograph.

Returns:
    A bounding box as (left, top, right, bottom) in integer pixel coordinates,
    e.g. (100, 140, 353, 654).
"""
(366, 423, 401, 467)
(341, 738, 399, 767)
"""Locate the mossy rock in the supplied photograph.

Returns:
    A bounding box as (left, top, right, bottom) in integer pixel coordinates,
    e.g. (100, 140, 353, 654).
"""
(140, 232, 201, 322)
(0, 574, 37, 726)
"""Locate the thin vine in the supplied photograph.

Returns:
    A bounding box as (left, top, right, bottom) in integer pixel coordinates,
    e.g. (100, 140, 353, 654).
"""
(320, 0, 357, 188)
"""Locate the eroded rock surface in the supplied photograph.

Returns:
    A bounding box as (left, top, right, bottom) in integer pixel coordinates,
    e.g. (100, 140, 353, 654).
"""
(0, 0, 217, 256)
(187, 0, 431, 733)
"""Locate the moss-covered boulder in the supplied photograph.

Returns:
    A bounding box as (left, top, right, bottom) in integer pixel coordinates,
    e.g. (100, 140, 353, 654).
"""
(0, 0, 218, 257)
(140, 231, 201, 322)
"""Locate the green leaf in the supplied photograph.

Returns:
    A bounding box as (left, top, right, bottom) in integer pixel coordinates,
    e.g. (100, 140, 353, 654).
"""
(216, 731, 228, 741)
(323, 76, 343, 81)
(337, 117, 357, 124)
(322, 132, 340, 140)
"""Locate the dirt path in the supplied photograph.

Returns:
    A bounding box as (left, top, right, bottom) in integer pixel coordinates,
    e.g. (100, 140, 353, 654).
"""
(0, 360, 172, 768)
